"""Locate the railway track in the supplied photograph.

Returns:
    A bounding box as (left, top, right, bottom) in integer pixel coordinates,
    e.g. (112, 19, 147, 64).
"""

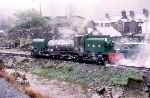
(0, 49, 31, 58)
(0, 49, 150, 74)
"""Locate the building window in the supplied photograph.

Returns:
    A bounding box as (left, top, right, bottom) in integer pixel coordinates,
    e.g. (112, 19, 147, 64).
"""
(88, 44, 90, 47)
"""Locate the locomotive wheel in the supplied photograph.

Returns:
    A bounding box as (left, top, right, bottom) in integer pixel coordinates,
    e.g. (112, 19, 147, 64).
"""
(97, 60, 105, 66)
(31, 52, 34, 57)
(97, 58, 105, 66)
(72, 55, 79, 62)
(31, 52, 38, 57)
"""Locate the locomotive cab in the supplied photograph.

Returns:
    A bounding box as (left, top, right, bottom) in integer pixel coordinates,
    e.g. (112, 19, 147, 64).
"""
(73, 34, 114, 64)
(83, 35, 114, 64)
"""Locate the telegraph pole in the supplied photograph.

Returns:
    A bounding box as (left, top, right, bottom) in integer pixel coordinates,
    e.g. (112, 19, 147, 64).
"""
(39, 0, 42, 16)
(32, 0, 42, 16)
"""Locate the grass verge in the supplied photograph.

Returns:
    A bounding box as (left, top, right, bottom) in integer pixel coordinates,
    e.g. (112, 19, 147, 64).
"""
(32, 64, 144, 87)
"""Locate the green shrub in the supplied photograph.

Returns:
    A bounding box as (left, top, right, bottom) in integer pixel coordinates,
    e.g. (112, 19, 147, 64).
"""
(110, 68, 143, 85)
(32, 68, 49, 76)
(32, 64, 144, 87)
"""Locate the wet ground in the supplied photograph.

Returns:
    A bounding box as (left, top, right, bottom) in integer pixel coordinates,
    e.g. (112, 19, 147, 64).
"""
(0, 78, 29, 98)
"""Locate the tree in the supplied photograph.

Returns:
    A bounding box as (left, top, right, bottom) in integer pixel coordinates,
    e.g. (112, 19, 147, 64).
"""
(0, 16, 15, 31)
(15, 9, 48, 29)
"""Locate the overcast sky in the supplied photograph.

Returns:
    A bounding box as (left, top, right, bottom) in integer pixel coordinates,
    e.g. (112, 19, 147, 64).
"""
(0, 0, 150, 19)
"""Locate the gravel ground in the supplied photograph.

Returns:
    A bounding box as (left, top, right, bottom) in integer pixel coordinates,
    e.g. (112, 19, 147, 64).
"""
(27, 73, 87, 98)
(0, 78, 29, 98)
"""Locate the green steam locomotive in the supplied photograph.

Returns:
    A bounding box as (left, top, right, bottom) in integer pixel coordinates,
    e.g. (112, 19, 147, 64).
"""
(31, 34, 115, 65)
